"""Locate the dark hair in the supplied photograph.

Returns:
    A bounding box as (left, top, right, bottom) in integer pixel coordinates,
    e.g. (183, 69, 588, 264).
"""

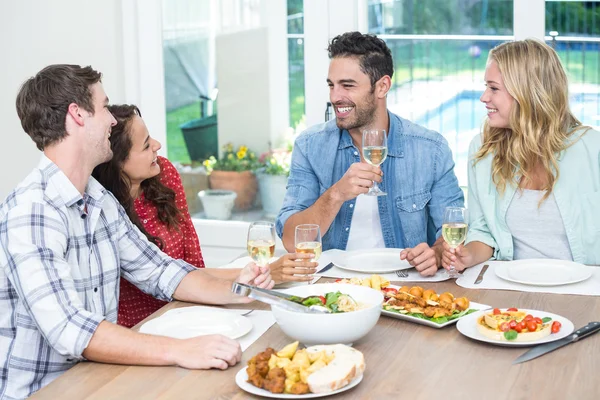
(16, 64, 102, 151)
(327, 31, 394, 87)
(92, 104, 182, 249)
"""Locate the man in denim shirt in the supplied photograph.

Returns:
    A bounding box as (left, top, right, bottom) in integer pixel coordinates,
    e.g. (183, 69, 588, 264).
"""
(276, 32, 464, 276)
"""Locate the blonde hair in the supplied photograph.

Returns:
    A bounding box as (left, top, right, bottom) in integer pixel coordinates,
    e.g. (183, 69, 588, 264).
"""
(474, 39, 588, 201)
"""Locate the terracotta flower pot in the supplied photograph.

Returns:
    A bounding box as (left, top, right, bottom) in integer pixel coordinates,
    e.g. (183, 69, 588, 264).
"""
(208, 170, 258, 211)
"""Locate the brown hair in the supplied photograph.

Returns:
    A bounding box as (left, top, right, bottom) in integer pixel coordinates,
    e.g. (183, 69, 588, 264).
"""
(16, 64, 102, 151)
(92, 104, 182, 249)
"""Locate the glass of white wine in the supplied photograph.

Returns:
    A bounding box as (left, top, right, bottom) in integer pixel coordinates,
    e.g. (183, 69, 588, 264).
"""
(362, 129, 388, 196)
(247, 221, 276, 267)
(295, 224, 322, 261)
(442, 207, 468, 279)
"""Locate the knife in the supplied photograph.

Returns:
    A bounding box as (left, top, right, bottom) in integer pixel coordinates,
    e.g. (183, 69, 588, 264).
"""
(513, 321, 600, 364)
(474, 264, 489, 284)
(316, 262, 335, 275)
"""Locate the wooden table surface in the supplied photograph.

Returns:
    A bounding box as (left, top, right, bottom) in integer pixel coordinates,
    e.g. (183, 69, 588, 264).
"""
(30, 280, 600, 399)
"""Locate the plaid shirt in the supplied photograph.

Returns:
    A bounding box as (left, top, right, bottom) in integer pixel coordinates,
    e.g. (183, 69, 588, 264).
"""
(0, 156, 195, 400)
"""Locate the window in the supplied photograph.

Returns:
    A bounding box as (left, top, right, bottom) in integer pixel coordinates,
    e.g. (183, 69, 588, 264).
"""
(368, 0, 514, 185)
(287, 0, 305, 128)
(546, 1, 600, 130)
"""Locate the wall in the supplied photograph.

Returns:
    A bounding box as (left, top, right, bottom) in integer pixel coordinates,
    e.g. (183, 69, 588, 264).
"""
(0, 0, 167, 201)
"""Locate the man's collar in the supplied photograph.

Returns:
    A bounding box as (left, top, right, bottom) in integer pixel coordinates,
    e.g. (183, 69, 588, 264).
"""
(38, 154, 106, 207)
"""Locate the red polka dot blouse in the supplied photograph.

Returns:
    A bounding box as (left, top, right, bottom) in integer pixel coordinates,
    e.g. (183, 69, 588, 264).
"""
(117, 156, 205, 328)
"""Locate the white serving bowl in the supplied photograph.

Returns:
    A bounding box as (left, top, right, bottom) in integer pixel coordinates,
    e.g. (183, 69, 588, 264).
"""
(271, 283, 383, 345)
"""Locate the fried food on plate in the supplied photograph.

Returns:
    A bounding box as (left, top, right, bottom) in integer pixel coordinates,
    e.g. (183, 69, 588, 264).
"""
(246, 342, 365, 394)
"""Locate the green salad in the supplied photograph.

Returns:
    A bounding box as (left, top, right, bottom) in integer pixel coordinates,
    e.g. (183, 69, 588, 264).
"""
(289, 291, 360, 313)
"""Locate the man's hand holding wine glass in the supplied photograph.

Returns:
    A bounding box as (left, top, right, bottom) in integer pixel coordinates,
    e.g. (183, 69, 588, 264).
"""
(331, 163, 382, 202)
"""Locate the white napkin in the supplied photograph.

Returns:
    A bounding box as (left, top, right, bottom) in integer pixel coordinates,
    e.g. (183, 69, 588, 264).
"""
(140, 306, 275, 352)
(218, 255, 322, 285)
(456, 261, 600, 296)
(315, 249, 451, 283)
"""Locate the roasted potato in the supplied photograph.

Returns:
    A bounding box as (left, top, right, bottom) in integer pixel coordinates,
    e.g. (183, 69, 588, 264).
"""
(277, 341, 299, 359)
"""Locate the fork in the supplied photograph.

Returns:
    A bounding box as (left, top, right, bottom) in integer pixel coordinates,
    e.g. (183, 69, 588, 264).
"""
(395, 269, 409, 278)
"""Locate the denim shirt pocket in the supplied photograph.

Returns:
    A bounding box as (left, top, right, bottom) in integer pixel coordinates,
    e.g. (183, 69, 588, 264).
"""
(395, 191, 432, 246)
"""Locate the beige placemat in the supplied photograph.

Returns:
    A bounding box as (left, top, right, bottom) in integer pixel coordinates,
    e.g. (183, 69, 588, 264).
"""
(315, 249, 451, 283)
(456, 261, 600, 296)
(140, 306, 275, 352)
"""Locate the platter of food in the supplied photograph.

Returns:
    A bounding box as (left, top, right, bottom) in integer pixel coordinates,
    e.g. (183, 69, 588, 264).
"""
(335, 275, 488, 328)
(236, 341, 364, 398)
(456, 307, 574, 347)
(334, 249, 412, 273)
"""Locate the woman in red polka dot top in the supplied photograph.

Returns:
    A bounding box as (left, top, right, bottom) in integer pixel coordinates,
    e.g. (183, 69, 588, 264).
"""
(93, 105, 317, 328)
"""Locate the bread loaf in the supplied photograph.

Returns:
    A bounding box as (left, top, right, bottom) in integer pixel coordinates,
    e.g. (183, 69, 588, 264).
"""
(305, 344, 365, 393)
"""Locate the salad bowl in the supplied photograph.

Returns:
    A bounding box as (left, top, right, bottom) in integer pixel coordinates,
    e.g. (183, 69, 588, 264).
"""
(271, 283, 383, 345)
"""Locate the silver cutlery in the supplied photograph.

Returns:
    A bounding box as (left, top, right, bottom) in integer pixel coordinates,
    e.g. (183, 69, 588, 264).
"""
(316, 262, 335, 275)
(513, 321, 600, 364)
(474, 264, 489, 284)
(395, 269, 409, 278)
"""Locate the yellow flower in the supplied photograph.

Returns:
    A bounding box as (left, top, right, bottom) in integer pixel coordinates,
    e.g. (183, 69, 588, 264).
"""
(237, 150, 246, 159)
(227, 153, 234, 160)
(202, 160, 210, 167)
(240, 145, 248, 153)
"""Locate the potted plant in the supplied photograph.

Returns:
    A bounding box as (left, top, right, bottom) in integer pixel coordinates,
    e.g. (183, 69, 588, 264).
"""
(203, 143, 260, 211)
(256, 146, 292, 218)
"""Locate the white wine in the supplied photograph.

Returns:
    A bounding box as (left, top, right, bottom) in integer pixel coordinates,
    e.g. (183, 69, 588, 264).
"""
(363, 146, 388, 166)
(442, 223, 468, 248)
(247, 239, 275, 266)
(295, 241, 322, 261)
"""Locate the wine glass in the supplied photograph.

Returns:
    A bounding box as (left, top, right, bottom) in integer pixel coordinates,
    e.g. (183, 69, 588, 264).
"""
(362, 129, 388, 196)
(442, 207, 468, 279)
(247, 221, 276, 267)
(294, 224, 322, 261)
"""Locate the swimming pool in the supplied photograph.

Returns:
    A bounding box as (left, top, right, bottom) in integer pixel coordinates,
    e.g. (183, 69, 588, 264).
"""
(416, 90, 600, 185)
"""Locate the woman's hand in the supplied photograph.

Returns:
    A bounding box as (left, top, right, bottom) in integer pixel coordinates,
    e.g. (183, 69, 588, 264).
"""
(269, 253, 318, 284)
(237, 263, 274, 289)
(441, 241, 474, 272)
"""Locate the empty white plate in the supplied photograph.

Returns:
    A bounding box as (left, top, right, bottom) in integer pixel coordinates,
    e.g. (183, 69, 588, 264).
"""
(335, 248, 412, 273)
(495, 259, 592, 286)
(139, 306, 252, 340)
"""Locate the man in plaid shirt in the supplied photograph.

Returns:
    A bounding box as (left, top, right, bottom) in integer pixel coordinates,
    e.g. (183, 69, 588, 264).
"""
(0, 64, 274, 400)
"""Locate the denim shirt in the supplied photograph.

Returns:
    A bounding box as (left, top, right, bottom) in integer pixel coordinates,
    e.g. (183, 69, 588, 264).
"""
(466, 129, 600, 265)
(276, 112, 464, 250)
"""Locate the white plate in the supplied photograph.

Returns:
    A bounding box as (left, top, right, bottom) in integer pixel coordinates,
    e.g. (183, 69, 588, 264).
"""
(456, 308, 574, 347)
(235, 367, 363, 398)
(495, 259, 592, 286)
(139, 306, 252, 340)
(335, 249, 412, 273)
(382, 300, 490, 328)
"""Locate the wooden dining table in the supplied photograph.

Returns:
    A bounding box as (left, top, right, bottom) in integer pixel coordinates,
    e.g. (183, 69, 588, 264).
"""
(30, 279, 600, 399)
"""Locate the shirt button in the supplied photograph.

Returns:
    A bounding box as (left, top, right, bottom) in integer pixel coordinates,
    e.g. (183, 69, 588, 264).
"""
(143, 219, 148, 223)
(93, 288, 98, 293)
(412, 204, 417, 209)
(345, 227, 349, 231)
(81, 214, 86, 219)
(349, 204, 354, 208)
(353, 151, 358, 156)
